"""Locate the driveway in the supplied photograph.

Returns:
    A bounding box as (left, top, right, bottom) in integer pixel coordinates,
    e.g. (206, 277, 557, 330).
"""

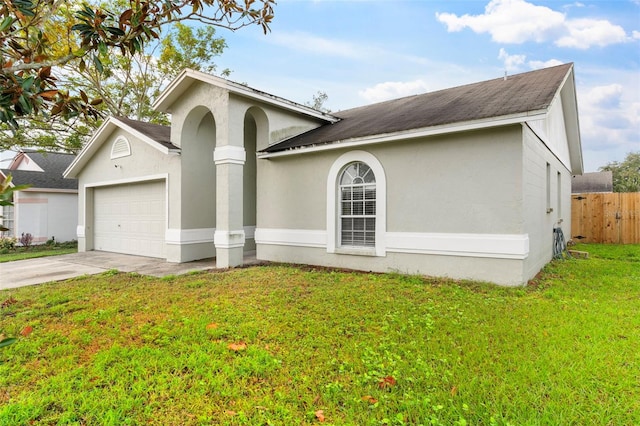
(0, 251, 252, 290)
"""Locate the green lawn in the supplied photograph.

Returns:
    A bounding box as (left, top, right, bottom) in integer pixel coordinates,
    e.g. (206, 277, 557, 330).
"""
(0, 242, 77, 263)
(0, 244, 638, 425)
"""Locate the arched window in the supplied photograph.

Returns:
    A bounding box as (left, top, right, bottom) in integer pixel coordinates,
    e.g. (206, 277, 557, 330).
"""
(326, 150, 386, 256)
(339, 162, 376, 247)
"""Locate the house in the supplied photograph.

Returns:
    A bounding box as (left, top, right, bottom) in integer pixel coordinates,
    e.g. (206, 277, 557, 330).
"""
(64, 63, 582, 286)
(1, 150, 78, 243)
(571, 171, 613, 193)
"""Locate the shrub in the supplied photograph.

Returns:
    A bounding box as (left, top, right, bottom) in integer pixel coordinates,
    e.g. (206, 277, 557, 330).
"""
(0, 236, 17, 250)
(19, 232, 33, 249)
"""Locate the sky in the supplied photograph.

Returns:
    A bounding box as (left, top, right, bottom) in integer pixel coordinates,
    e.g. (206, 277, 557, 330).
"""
(214, 0, 639, 172)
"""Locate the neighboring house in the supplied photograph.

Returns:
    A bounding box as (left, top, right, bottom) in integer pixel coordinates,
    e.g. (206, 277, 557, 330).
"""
(0, 150, 78, 243)
(571, 171, 613, 193)
(64, 63, 583, 286)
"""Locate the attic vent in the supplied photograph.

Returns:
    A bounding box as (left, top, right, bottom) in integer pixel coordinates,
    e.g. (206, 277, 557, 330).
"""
(111, 136, 131, 159)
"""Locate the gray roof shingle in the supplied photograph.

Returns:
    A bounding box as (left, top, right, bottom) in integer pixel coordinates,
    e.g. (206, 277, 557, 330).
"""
(115, 116, 177, 150)
(1, 151, 77, 190)
(263, 63, 573, 153)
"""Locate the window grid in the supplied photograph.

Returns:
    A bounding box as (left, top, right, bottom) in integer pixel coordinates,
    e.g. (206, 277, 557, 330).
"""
(1, 205, 14, 237)
(339, 162, 376, 248)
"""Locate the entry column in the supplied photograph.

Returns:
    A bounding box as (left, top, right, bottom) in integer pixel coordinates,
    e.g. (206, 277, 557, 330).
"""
(213, 145, 245, 268)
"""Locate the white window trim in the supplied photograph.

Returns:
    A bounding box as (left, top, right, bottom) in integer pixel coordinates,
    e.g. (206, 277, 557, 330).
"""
(110, 136, 131, 159)
(327, 150, 386, 256)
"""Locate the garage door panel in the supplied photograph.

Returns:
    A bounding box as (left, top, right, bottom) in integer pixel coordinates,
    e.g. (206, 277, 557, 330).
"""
(94, 181, 166, 258)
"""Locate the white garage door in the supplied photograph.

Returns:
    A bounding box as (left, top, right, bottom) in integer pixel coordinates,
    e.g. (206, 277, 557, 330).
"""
(94, 180, 166, 258)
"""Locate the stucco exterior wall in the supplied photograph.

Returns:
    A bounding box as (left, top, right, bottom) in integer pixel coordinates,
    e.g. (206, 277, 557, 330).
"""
(13, 190, 78, 243)
(75, 127, 181, 257)
(256, 126, 529, 286)
(522, 124, 572, 281)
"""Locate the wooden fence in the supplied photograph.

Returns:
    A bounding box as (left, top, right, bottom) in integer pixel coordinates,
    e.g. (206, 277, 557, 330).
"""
(571, 192, 640, 244)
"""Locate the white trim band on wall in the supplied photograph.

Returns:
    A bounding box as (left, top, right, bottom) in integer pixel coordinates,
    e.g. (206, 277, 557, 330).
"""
(166, 228, 216, 245)
(214, 229, 246, 249)
(213, 145, 246, 165)
(386, 232, 530, 259)
(255, 228, 529, 260)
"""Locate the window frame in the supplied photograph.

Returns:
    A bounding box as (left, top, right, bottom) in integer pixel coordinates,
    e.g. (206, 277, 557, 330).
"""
(327, 151, 386, 256)
(338, 162, 377, 248)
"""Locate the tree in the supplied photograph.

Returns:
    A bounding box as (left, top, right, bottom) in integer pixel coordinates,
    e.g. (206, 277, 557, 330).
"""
(305, 91, 330, 113)
(600, 151, 640, 192)
(0, 20, 229, 153)
(0, 0, 274, 130)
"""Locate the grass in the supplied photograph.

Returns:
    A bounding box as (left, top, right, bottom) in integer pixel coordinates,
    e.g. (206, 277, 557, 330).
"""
(0, 241, 77, 263)
(0, 243, 638, 425)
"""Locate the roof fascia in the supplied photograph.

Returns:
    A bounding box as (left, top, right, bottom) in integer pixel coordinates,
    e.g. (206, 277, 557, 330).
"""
(154, 69, 339, 123)
(559, 65, 584, 175)
(64, 117, 178, 178)
(258, 110, 548, 159)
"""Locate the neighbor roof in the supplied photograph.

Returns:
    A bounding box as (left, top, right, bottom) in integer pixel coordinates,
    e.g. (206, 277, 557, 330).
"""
(263, 63, 574, 154)
(571, 171, 613, 193)
(1, 151, 77, 190)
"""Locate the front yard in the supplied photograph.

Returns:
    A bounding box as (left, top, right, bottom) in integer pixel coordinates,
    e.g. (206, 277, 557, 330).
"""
(0, 244, 638, 425)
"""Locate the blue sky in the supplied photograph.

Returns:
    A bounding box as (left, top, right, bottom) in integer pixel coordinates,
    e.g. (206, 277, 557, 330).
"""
(215, 0, 639, 172)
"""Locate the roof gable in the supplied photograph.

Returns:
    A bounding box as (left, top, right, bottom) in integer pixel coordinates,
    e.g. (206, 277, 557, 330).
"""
(263, 63, 576, 154)
(64, 117, 177, 178)
(153, 68, 338, 123)
(1, 150, 77, 190)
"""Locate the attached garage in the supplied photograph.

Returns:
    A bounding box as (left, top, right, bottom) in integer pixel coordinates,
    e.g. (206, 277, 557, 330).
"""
(93, 180, 166, 258)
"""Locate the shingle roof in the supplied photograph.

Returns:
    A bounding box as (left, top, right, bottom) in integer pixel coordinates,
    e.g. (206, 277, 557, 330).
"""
(1, 151, 77, 190)
(115, 116, 176, 150)
(571, 171, 613, 193)
(263, 63, 573, 153)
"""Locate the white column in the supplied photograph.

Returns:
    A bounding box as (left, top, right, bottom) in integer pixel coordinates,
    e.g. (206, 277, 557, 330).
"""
(214, 145, 245, 267)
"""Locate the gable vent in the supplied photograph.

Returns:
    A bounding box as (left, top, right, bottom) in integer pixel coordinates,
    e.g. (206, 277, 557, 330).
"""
(111, 136, 131, 159)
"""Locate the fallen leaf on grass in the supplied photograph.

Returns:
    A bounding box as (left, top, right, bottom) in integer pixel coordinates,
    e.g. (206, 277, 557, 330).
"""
(225, 410, 237, 416)
(20, 326, 33, 337)
(1, 297, 17, 308)
(451, 386, 458, 396)
(228, 342, 247, 351)
(378, 375, 396, 389)
(361, 395, 378, 404)
(315, 409, 325, 422)
(206, 323, 219, 330)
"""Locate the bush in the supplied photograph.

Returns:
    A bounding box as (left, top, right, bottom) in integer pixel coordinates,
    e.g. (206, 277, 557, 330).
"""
(19, 232, 33, 249)
(0, 236, 17, 250)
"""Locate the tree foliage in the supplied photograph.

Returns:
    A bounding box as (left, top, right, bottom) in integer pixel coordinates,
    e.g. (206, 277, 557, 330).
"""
(305, 90, 330, 113)
(600, 151, 640, 193)
(0, 0, 274, 131)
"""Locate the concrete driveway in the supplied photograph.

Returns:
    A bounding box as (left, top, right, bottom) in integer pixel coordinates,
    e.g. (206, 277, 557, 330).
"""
(0, 251, 228, 290)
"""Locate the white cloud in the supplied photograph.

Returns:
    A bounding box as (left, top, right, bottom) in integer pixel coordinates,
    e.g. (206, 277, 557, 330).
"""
(436, 0, 565, 44)
(633, 30, 640, 40)
(436, 0, 634, 49)
(528, 59, 564, 69)
(269, 31, 366, 58)
(498, 48, 526, 72)
(577, 80, 640, 171)
(358, 80, 431, 103)
(557, 19, 628, 49)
